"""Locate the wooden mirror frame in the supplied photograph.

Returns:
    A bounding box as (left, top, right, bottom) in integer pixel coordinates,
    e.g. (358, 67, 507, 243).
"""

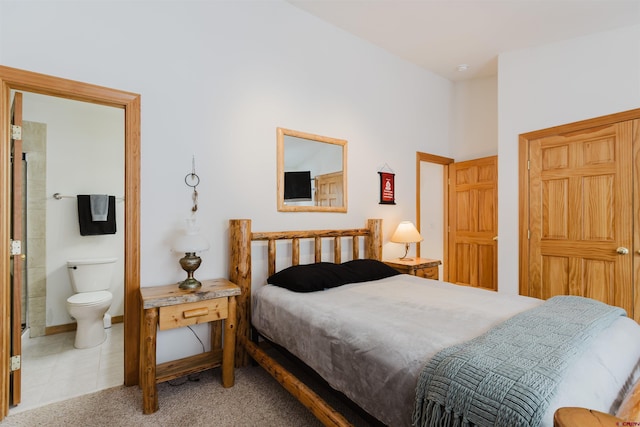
(0, 66, 140, 417)
(277, 127, 348, 213)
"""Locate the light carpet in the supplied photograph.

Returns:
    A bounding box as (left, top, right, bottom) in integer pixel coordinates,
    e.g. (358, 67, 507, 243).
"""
(3, 366, 373, 427)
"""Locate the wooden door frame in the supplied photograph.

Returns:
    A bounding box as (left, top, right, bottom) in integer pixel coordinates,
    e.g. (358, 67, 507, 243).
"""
(0, 66, 141, 419)
(518, 108, 640, 297)
(416, 152, 454, 282)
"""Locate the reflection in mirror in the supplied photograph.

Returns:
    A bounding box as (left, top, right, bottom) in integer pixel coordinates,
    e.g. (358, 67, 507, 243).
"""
(277, 128, 347, 212)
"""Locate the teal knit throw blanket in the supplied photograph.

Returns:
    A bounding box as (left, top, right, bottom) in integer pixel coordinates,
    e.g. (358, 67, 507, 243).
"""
(412, 296, 626, 427)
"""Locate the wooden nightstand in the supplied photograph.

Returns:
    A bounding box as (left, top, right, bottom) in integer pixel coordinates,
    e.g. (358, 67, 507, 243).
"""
(384, 258, 442, 279)
(139, 278, 241, 414)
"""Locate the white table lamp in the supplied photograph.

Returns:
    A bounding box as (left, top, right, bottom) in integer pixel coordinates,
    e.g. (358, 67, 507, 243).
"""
(390, 221, 423, 261)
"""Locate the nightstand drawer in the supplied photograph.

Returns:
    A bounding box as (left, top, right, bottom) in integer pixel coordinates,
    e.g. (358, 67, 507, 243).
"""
(159, 298, 228, 330)
(416, 266, 438, 280)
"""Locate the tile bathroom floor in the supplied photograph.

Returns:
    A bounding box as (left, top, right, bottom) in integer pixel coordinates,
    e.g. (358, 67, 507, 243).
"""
(9, 322, 124, 414)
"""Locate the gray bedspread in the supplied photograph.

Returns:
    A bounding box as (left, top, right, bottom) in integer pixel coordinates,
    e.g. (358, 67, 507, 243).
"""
(412, 295, 626, 427)
(252, 275, 640, 427)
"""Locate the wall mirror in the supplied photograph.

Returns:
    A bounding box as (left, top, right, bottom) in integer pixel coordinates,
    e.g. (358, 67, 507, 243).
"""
(277, 127, 347, 212)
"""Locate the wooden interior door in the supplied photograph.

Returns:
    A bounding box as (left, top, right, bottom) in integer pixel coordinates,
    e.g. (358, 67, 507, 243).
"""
(448, 156, 498, 290)
(527, 121, 634, 316)
(9, 92, 23, 406)
(315, 172, 343, 207)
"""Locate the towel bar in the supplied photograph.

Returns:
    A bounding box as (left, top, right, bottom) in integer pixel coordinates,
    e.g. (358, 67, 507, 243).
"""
(53, 193, 124, 201)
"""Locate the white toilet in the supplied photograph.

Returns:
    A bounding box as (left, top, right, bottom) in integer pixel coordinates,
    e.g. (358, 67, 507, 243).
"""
(66, 257, 116, 349)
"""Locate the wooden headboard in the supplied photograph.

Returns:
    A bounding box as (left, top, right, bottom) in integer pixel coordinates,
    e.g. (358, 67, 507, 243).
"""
(228, 218, 382, 367)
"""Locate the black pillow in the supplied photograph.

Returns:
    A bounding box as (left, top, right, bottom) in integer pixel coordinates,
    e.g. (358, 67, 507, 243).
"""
(267, 262, 359, 292)
(266, 259, 400, 292)
(341, 259, 401, 282)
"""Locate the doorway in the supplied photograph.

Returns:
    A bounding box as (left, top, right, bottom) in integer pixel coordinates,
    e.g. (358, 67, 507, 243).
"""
(9, 94, 126, 413)
(416, 152, 453, 281)
(417, 152, 499, 289)
(0, 66, 141, 420)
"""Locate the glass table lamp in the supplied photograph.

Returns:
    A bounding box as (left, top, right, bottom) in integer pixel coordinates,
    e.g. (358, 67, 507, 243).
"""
(173, 218, 209, 290)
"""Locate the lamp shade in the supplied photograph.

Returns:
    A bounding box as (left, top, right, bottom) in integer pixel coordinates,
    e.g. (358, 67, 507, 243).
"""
(390, 221, 423, 244)
(172, 218, 210, 253)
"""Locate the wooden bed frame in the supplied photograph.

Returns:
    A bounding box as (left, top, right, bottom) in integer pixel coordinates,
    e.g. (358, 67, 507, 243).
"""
(228, 218, 383, 427)
(227, 218, 640, 427)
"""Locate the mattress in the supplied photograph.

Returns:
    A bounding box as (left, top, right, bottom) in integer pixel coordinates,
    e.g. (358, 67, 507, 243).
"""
(252, 274, 640, 427)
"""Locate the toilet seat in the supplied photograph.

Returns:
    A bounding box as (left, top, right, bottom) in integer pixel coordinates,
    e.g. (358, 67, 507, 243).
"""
(67, 290, 112, 307)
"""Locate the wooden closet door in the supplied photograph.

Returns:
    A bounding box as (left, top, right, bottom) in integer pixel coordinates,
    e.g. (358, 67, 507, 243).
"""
(528, 121, 634, 317)
(448, 156, 497, 291)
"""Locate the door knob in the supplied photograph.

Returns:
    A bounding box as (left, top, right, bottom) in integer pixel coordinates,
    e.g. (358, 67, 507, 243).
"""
(493, 236, 498, 241)
(616, 247, 629, 255)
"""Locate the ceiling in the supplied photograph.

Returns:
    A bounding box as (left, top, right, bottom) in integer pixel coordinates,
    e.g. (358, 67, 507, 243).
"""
(287, 0, 640, 81)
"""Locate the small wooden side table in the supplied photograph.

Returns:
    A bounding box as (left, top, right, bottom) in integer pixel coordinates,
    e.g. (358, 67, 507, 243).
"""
(139, 278, 241, 414)
(384, 258, 442, 279)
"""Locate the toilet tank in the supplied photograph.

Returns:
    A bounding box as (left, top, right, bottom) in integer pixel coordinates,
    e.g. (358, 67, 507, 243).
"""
(67, 257, 117, 293)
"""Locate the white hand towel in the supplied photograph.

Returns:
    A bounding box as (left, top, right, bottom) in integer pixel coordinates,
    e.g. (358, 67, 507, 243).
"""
(89, 194, 109, 221)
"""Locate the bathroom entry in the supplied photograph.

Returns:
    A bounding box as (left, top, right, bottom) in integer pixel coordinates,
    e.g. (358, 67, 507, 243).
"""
(9, 90, 125, 408)
(1, 66, 141, 420)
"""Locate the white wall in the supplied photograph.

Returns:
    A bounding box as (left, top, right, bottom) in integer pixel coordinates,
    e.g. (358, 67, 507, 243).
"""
(1, 1, 453, 361)
(498, 25, 640, 294)
(450, 76, 498, 160)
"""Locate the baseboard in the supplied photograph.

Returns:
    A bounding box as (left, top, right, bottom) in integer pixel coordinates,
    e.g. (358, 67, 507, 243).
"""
(45, 323, 76, 335)
(45, 315, 124, 336)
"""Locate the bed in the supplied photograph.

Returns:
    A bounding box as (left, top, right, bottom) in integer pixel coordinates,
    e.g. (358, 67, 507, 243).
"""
(228, 218, 640, 427)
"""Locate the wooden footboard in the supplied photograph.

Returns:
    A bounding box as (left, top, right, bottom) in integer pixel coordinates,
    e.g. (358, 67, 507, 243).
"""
(239, 335, 353, 427)
(228, 218, 383, 425)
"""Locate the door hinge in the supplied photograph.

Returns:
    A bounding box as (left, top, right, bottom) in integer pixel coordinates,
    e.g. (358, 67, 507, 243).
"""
(527, 160, 530, 170)
(10, 240, 22, 256)
(11, 125, 22, 140)
(528, 229, 530, 239)
(10, 355, 20, 372)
